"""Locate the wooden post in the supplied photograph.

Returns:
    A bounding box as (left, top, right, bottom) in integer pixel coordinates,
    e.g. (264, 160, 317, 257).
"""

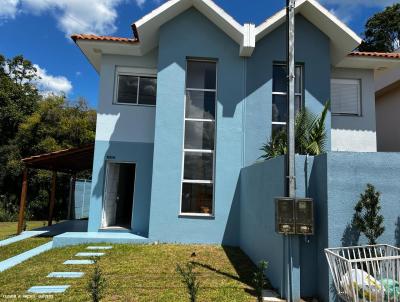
(17, 168, 28, 234)
(67, 174, 76, 220)
(48, 171, 57, 226)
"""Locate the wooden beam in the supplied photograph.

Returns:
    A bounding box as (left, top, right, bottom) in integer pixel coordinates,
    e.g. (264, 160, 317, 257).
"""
(17, 168, 28, 234)
(48, 171, 57, 226)
(67, 174, 76, 220)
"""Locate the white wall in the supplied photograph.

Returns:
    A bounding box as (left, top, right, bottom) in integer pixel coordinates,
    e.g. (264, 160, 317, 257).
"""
(331, 68, 377, 152)
(96, 50, 158, 143)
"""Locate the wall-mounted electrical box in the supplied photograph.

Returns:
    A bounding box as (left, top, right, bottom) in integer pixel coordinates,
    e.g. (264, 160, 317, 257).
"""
(275, 198, 296, 234)
(295, 198, 314, 235)
(275, 197, 314, 235)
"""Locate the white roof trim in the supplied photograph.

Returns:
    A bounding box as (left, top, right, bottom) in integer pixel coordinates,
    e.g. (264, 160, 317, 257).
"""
(255, 0, 362, 65)
(134, 0, 252, 56)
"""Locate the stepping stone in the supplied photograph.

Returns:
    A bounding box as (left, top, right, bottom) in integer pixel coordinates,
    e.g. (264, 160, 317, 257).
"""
(63, 259, 94, 265)
(28, 285, 70, 294)
(75, 252, 105, 257)
(86, 246, 113, 250)
(47, 272, 84, 278)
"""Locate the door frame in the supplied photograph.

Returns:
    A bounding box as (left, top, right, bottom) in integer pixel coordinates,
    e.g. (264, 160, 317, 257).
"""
(101, 160, 137, 230)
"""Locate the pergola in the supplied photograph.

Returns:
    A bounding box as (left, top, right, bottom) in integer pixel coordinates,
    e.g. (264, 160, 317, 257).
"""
(17, 144, 94, 234)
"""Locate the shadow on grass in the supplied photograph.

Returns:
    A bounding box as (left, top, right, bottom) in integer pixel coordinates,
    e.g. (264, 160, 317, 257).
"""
(191, 246, 272, 297)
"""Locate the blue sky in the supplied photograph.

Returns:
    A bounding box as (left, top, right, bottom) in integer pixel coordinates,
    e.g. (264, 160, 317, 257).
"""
(0, 0, 396, 107)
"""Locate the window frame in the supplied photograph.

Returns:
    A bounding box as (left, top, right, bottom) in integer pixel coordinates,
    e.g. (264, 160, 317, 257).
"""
(271, 63, 304, 133)
(330, 78, 362, 116)
(113, 66, 157, 106)
(179, 59, 218, 218)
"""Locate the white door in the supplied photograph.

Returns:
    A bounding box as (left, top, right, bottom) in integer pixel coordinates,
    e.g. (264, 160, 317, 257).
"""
(102, 162, 120, 227)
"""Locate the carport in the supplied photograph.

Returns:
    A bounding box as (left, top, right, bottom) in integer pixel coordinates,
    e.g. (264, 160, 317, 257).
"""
(17, 144, 94, 234)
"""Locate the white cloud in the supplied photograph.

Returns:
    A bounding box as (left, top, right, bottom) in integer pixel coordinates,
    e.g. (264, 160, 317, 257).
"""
(34, 64, 73, 96)
(320, 0, 398, 23)
(0, 0, 19, 19)
(0, 0, 148, 37)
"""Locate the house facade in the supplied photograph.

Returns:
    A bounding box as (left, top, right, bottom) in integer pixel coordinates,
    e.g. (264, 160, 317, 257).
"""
(70, 0, 400, 300)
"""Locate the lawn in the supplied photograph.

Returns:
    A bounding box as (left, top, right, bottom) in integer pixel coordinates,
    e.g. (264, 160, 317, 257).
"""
(0, 221, 48, 240)
(0, 237, 51, 262)
(0, 244, 261, 302)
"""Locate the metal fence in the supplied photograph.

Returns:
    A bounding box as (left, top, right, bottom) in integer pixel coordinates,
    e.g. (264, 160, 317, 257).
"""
(74, 179, 91, 219)
(325, 245, 400, 302)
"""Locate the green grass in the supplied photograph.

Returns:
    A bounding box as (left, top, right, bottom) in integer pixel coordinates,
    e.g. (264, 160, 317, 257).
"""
(0, 237, 51, 262)
(0, 221, 48, 240)
(0, 244, 260, 302)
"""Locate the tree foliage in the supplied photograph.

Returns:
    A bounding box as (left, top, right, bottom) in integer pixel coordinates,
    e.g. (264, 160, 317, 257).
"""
(260, 101, 329, 160)
(358, 4, 400, 52)
(353, 184, 385, 245)
(0, 54, 96, 220)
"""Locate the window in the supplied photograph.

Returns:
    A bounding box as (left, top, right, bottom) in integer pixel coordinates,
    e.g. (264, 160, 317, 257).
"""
(181, 60, 216, 216)
(272, 64, 303, 135)
(115, 68, 157, 105)
(331, 79, 361, 116)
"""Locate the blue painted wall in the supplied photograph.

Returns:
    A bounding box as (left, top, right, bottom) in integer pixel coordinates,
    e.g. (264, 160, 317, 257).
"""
(244, 15, 331, 165)
(148, 8, 244, 245)
(89, 140, 154, 237)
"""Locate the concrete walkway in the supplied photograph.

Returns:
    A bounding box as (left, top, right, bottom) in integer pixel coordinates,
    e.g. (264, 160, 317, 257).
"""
(0, 241, 53, 272)
(0, 231, 48, 247)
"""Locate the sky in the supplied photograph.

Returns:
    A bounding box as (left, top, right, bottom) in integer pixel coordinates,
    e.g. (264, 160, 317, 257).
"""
(0, 0, 397, 107)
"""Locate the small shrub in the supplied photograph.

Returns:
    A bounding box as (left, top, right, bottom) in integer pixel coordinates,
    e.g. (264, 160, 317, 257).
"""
(253, 260, 268, 302)
(87, 258, 106, 302)
(353, 184, 385, 245)
(176, 262, 200, 302)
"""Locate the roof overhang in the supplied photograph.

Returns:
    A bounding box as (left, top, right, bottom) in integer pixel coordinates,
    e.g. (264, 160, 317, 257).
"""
(255, 0, 362, 66)
(337, 53, 400, 70)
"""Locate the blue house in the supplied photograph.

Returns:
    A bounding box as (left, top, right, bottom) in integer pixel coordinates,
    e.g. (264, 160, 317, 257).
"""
(66, 0, 400, 300)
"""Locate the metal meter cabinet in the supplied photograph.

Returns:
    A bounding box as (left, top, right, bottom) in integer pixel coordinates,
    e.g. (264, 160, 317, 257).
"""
(275, 198, 296, 235)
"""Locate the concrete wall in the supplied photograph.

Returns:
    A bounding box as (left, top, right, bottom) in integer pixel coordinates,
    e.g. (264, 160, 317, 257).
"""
(331, 68, 377, 152)
(376, 83, 400, 151)
(148, 8, 244, 245)
(244, 14, 331, 165)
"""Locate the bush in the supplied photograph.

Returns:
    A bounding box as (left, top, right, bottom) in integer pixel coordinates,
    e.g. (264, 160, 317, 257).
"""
(253, 261, 268, 302)
(176, 262, 200, 302)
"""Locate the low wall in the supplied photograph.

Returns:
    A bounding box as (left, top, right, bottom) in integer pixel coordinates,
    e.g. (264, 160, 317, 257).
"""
(239, 152, 400, 302)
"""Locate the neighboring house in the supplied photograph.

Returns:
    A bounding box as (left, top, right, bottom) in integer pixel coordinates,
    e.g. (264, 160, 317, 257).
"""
(69, 0, 400, 301)
(375, 49, 400, 151)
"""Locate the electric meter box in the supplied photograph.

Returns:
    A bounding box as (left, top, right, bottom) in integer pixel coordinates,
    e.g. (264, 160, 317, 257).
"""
(295, 198, 314, 235)
(275, 198, 295, 234)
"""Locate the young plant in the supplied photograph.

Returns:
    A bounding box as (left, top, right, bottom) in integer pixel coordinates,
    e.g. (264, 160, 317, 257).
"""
(87, 258, 106, 302)
(353, 184, 385, 245)
(176, 262, 200, 302)
(253, 260, 268, 302)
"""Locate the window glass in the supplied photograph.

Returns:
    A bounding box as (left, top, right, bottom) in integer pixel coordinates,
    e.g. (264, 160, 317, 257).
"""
(138, 77, 157, 105)
(184, 121, 215, 150)
(186, 61, 217, 90)
(185, 91, 215, 120)
(117, 75, 138, 104)
(183, 152, 213, 180)
(181, 183, 213, 214)
(272, 95, 288, 123)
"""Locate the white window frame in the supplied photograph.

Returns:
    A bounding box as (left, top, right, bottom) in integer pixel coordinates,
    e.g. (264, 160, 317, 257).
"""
(180, 59, 217, 218)
(330, 78, 362, 116)
(272, 63, 304, 131)
(113, 66, 157, 106)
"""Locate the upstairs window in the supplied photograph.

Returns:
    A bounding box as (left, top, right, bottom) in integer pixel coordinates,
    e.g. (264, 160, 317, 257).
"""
(181, 60, 217, 216)
(115, 68, 157, 106)
(331, 79, 361, 116)
(272, 64, 304, 135)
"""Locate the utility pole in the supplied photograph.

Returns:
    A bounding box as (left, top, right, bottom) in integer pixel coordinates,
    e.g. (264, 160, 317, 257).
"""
(286, 0, 297, 301)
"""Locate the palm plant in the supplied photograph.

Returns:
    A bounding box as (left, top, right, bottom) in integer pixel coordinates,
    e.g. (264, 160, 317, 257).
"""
(261, 101, 329, 160)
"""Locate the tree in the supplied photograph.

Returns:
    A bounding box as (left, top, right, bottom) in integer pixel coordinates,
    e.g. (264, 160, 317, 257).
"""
(176, 262, 200, 302)
(358, 4, 400, 52)
(353, 184, 385, 245)
(260, 101, 329, 160)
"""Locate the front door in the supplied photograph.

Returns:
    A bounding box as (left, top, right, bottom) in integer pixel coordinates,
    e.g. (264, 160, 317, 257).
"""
(102, 162, 135, 229)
